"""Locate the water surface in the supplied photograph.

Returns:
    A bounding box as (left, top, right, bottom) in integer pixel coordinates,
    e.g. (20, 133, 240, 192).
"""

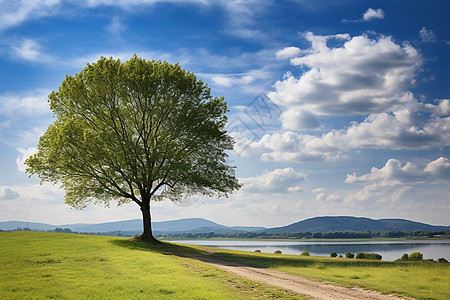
(168, 240, 450, 261)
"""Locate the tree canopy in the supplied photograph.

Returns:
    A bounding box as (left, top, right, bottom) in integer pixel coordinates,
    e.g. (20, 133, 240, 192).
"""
(26, 55, 241, 240)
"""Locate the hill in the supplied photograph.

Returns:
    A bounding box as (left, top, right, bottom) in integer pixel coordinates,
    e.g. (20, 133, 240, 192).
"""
(265, 216, 450, 233)
(2, 216, 448, 235)
(0, 218, 266, 234)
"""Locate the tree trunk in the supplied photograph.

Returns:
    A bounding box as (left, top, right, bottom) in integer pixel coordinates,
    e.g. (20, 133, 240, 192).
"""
(139, 201, 158, 242)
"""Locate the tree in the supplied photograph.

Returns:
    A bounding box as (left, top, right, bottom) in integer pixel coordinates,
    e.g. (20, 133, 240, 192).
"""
(26, 56, 241, 241)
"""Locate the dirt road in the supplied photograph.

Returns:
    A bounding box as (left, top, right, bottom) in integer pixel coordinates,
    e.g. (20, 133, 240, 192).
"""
(201, 257, 414, 300)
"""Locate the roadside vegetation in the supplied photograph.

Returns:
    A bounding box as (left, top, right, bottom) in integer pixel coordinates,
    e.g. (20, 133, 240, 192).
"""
(209, 248, 450, 300)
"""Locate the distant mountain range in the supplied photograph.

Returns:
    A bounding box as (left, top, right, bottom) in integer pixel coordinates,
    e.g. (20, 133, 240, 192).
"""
(0, 218, 266, 234)
(1, 216, 449, 234)
(266, 216, 450, 233)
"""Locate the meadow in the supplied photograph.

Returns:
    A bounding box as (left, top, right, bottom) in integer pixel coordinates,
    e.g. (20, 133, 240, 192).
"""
(0, 231, 300, 299)
(1, 231, 449, 299)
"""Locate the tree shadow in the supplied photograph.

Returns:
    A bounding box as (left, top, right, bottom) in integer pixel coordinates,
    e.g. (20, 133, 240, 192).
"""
(111, 238, 397, 270)
(110, 238, 210, 259)
(110, 238, 322, 268)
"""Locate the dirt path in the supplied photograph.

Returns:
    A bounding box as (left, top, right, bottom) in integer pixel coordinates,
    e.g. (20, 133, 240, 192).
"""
(199, 257, 414, 300)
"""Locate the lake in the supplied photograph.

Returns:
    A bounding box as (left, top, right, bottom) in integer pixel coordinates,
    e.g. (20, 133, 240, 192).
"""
(168, 240, 450, 261)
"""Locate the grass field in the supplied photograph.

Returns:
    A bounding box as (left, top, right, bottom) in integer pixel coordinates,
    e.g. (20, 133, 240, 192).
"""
(209, 248, 450, 300)
(1, 231, 449, 299)
(0, 231, 300, 299)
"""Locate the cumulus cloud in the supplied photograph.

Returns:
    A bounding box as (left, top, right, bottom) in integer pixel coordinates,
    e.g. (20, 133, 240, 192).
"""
(269, 32, 422, 119)
(424, 99, 450, 117)
(362, 8, 385, 21)
(419, 27, 437, 43)
(312, 188, 341, 203)
(424, 157, 450, 179)
(280, 108, 320, 130)
(342, 8, 384, 23)
(276, 46, 301, 60)
(343, 157, 450, 205)
(234, 99, 450, 161)
(240, 168, 306, 194)
(345, 159, 424, 184)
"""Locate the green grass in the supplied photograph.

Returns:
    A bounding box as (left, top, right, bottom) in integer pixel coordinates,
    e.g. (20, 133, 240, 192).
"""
(2, 232, 449, 300)
(207, 248, 450, 300)
(0, 232, 301, 300)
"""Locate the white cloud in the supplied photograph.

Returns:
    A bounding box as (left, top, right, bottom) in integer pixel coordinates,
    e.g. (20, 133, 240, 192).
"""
(10, 38, 56, 63)
(343, 157, 450, 206)
(0, 90, 50, 116)
(107, 16, 126, 37)
(342, 8, 384, 23)
(312, 188, 341, 203)
(280, 108, 320, 130)
(424, 99, 450, 117)
(0, 0, 61, 31)
(16, 147, 38, 172)
(0, 187, 20, 201)
(0, 90, 52, 147)
(12, 39, 41, 61)
(210, 73, 255, 87)
(240, 167, 306, 194)
(0, 0, 210, 31)
(219, 0, 272, 40)
(362, 8, 384, 21)
(276, 47, 301, 60)
(424, 157, 450, 179)
(419, 27, 437, 43)
(269, 32, 422, 119)
(234, 99, 450, 161)
(345, 159, 424, 184)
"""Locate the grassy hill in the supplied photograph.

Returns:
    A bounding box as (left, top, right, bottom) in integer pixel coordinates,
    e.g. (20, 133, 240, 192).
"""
(266, 216, 450, 233)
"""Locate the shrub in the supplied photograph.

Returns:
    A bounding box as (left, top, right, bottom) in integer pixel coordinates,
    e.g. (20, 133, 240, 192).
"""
(274, 250, 282, 254)
(409, 252, 423, 261)
(400, 253, 409, 261)
(254, 249, 261, 253)
(300, 251, 310, 256)
(437, 258, 449, 263)
(345, 252, 354, 258)
(355, 252, 366, 259)
(365, 253, 382, 260)
(330, 252, 337, 257)
(338, 255, 343, 258)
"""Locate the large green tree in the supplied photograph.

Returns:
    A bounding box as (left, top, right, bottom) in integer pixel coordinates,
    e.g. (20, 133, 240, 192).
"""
(26, 56, 241, 241)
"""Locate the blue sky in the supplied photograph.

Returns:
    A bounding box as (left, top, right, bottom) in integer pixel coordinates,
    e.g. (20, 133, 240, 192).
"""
(0, 0, 449, 227)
